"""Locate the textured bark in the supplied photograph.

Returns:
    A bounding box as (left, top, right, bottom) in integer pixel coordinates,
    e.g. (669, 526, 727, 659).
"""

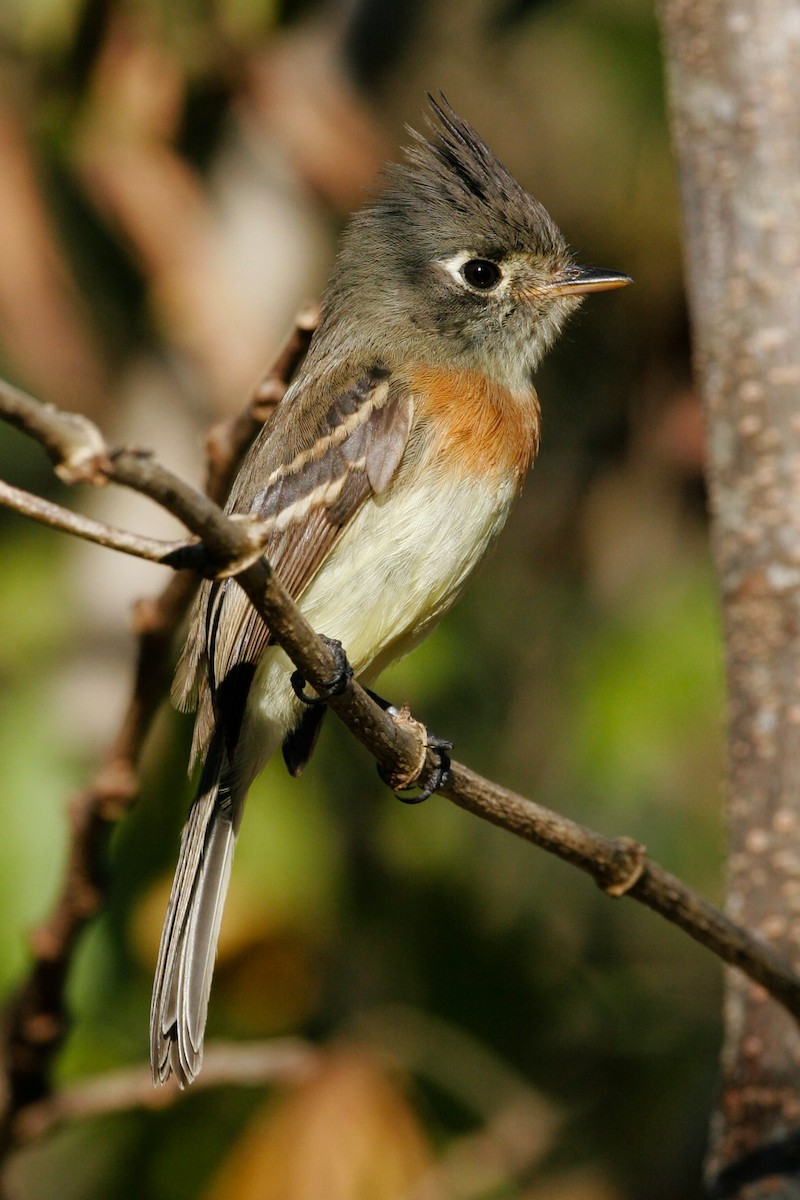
(659, 2, 800, 1195)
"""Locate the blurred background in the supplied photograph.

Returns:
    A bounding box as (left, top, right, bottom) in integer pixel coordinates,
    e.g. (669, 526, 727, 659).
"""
(0, 0, 723, 1197)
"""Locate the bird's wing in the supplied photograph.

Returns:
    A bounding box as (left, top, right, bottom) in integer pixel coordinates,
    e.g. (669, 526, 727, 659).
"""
(173, 362, 415, 765)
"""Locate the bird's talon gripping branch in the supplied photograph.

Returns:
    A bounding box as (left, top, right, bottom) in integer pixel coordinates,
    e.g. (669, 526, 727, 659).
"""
(290, 636, 353, 707)
(378, 707, 453, 804)
(411, 734, 453, 804)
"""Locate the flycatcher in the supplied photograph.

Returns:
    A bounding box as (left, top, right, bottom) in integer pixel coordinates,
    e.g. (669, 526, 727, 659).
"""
(151, 96, 630, 1086)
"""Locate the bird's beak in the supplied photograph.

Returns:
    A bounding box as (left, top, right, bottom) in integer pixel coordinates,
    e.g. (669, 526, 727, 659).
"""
(546, 265, 632, 297)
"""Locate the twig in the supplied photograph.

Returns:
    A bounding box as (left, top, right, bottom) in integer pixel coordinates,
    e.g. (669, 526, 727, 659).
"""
(443, 767, 800, 1017)
(408, 1093, 558, 1200)
(204, 302, 319, 503)
(0, 311, 316, 1156)
(0, 380, 109, 484)
(0, 380, 428, 786)
(4, 373, 800, 1021)
(0, 479, 199, 564)
(0, 382, 257, 573)
(0, 572, 196, 1143)
(3, 343, 800, 1156)
(13, 1039, 320, 1145)
(5, 375, 800, 1016)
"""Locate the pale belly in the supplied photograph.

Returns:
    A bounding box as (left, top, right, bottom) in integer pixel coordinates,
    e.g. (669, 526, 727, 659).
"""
(242, 469, 518, 772)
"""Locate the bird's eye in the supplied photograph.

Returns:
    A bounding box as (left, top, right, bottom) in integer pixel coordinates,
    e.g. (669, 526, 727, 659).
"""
(461, 259, 502, 291)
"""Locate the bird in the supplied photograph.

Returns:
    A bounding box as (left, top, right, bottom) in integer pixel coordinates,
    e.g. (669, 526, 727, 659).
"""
(150, 95, 630, 1086)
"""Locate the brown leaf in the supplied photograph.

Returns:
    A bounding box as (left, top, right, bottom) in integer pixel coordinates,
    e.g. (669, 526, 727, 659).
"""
(204, 1047, 436, 1200)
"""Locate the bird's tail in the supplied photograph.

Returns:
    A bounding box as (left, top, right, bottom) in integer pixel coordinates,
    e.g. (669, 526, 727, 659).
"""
(150, 733, 244, 1087)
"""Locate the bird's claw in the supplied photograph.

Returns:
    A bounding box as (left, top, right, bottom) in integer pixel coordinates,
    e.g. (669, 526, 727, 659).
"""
(290, 636, 353, 707)
(379, 730, 453, 805)
(410, 734, 453, 803)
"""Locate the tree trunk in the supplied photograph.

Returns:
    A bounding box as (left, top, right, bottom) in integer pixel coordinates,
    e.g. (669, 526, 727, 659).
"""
(658, 2, 800, 1195)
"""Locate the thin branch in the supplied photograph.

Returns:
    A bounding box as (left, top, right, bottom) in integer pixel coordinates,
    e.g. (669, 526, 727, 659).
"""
(13, 1039, 320, 1145)
(0, 479, 199, 564)
(0, 384, 282, 578)
(2, 346, 800, 1158)
(0, 312, 316, 1156)
(6, 373, 800, 1017)
(0, 374, 429, 784)
(444, 767, 800, 1017)
(204, 302, 319, 503)
(17, 1041, 551, 1200)
(0, 569, 197, 1142)
(0, 379, 110, 484)
(0, 309, 319, 571)
(408, 1093, 558, 1200)
(5, 373, 800, 1020)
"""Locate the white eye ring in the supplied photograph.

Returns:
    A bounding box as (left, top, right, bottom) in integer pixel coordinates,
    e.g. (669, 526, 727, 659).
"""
(438, 251, 507, 294)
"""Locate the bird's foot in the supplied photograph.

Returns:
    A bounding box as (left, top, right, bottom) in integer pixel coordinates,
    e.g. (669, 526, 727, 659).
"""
(378, 708, 453, 805)
(290, 636, 353, 707)
(404, 733, 452, 804)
